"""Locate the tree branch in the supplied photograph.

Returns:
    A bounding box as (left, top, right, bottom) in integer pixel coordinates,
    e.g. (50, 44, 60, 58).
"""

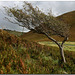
(5, 17, 24, 27)
(44, 32, 60, 47)
(61, 37, 68, 47)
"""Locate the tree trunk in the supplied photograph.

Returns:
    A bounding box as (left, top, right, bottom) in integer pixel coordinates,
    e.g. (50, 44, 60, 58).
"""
(44, 33, 67, 63)
(59, 46, 66, 63)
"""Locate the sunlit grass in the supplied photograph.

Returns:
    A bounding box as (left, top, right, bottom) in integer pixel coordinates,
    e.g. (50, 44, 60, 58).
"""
(38, 42, 75, 51)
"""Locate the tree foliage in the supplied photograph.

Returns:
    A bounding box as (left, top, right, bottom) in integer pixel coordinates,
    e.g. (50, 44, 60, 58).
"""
(4, 2, 70, 37)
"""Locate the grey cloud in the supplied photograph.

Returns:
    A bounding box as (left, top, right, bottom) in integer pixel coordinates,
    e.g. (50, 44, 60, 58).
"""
(29, 1, 75, 16)
(0, 1, 29, 32)
(0, 1, 75, 32)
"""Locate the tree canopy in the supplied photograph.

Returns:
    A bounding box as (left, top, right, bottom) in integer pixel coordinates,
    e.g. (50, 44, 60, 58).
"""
(4, 1, 71, 63)
(4, 2, 70, 38)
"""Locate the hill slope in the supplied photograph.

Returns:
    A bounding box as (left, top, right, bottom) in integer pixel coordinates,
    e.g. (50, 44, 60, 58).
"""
(57, 11, 75, 27)
(21, 11, 75, 42)
(0, 29, 75, 74)
(57, 11, 75, 41)
(21, 30, 64, 42)
(21, 30, 49, 42)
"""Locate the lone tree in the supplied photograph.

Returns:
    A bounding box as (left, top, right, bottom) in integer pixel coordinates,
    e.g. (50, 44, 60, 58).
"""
(4, 2, 70, 63)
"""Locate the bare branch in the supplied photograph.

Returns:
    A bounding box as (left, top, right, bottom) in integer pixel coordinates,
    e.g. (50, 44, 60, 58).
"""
(61, 37, 68, 47)
(44, 32, 60, 47)
(5, 17, 24, 27)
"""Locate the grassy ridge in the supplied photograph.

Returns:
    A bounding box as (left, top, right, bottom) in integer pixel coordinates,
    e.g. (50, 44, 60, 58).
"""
(0, 29, 75, 74)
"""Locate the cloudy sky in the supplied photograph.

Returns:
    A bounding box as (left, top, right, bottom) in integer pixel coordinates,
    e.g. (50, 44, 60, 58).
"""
(0, 1, 75, 32)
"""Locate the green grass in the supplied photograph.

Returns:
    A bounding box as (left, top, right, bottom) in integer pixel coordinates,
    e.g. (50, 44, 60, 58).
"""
(38, 41, 75, 51)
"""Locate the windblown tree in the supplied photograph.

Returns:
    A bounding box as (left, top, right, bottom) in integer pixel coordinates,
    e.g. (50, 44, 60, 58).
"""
(4, 2, 70, 63)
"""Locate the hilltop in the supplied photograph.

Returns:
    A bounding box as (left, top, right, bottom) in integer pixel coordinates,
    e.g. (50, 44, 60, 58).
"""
(21, 11, 75, 42)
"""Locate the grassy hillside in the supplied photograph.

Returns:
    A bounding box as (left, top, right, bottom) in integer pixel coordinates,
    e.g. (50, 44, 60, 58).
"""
(0, 11, 75, 74)
(57, 11, 75, 41)
(57, 11, 75, 27)
(21, 11, 75, 42)
(0, 29, 75, 74)
(20, 30, 49, 42)
(21, 30, 66, 42)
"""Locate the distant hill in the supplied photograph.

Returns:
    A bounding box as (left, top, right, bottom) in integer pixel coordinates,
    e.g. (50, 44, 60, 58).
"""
(21, 30, 64, 42)
(57, 11, 75, 27)
(21, 30, 49, 42)
(21, 11, 75, 42)
(57, 11, 75, 41)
